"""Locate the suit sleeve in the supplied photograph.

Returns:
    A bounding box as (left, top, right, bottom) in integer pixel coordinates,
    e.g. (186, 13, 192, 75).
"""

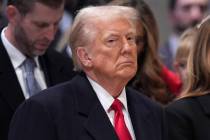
(8, 99, 57, 140)
(165, 105, 193, 140)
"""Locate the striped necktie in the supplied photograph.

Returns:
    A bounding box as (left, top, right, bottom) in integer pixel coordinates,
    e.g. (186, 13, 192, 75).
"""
(23, 58, 41, 97)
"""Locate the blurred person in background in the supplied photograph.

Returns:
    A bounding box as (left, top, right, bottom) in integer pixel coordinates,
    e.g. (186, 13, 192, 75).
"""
(159, 0, 209, 71)
(166, 15, 210, 140)
(173, 27, 197, 93)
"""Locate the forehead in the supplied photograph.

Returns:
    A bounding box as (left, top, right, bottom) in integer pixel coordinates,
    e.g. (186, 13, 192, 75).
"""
(177, 0, 208, 6)
(96, 17, 136, 36)
(24, 2, 64, 21)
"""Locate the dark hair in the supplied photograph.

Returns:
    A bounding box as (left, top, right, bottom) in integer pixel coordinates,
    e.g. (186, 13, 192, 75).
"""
(8, 0, 65, 15)
(168, 0, 176, 11)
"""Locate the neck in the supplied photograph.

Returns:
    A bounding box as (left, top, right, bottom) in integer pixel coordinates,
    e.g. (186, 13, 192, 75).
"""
(4, 25, 16, 47)
(87, 73, 127, 98)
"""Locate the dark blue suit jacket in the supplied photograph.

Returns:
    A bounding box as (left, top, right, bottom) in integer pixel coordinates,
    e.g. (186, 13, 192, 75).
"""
(9, 73, 166, 140)
(0, 38, 76, 140)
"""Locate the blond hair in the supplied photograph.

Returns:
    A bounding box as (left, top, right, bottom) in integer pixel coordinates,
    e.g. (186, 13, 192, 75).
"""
(180, 16, 210, 98)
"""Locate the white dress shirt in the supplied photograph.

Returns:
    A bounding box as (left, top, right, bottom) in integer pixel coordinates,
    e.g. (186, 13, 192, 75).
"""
(1, 27, 47, 99)
(87, 76, 136, 140)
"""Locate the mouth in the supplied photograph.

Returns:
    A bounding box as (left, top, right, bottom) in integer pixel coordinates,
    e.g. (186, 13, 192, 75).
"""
(36, 42, 50, 49)
(119, 61, 135, 67)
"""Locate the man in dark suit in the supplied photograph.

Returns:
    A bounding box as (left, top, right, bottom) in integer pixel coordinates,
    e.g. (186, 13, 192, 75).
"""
(0, 0, 75, 140)
(9, 5, 165, 140)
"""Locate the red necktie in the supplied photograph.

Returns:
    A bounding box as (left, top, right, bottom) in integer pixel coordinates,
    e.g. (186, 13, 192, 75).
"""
(111, 99, 132, 140)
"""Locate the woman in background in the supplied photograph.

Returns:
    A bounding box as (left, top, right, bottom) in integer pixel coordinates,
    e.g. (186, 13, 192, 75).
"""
(166, 16, 210, 140)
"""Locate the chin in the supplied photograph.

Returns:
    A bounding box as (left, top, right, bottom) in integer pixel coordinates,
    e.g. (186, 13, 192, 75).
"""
(33, 50, 46, 56)
(120, 70, 136, 79)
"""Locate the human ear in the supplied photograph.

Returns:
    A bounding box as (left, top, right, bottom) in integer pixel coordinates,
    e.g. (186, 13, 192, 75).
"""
(76, 47, 93, 68)
(6, 5, 21, 24)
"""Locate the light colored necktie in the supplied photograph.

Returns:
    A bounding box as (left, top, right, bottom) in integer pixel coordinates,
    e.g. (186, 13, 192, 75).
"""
(23, 58, 41, 97)
(111, 99, 132, 140)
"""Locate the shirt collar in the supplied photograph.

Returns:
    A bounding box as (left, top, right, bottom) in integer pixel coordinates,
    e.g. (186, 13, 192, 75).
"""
(87, 76, 128, 112)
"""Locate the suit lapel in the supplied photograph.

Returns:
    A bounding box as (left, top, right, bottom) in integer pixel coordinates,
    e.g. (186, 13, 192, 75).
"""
(38, 55, 51, 87)
(0, 41, 25, 110)
(126, 88, 156, 140)
(74, 73, 118, 140)
(84, 101, 118, 140)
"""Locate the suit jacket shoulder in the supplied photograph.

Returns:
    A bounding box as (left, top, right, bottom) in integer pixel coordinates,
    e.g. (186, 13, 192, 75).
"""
(126, 88, 165, 140)
(166, 95, 210, 140)
(39, 49, 76, 86)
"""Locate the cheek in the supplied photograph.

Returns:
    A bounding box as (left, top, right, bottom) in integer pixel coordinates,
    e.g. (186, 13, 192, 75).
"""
(93, 51, 119, 72)
(25, 23, 42, 39)
(21, 27, 35, 40)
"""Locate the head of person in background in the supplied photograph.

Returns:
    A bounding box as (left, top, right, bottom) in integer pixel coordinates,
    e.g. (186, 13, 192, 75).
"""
(5, 0, 65, 57)
(70, 5, 138, 97)
(169, 0, 209, 35)
(165, 16, 210, 140)
(174, 27, 197, 92)
(179, 15, 210, 98)
(109, 0, 182, 104)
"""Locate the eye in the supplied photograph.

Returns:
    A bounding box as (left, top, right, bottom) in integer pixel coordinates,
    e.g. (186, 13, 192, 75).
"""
(179, 62, 187, 69)
(199, 4, 208, 13)
(182, 4, 192, 12)
(126, 34, 136, 44)
(105, 36, 119, 47)
(127, 36, 135, 41)
(34, 22, 49, 29)
(107, 38, 117, 43)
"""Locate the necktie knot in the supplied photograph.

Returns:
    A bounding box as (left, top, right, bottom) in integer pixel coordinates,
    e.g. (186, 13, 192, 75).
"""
(23, 58, 37, 73)
(111, 99, 123, 113)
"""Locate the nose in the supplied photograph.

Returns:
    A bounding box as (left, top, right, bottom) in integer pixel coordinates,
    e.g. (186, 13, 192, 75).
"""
(121, 37, 133, 54)
(190, 5, 203, 21)
(44, 25, 57, 41)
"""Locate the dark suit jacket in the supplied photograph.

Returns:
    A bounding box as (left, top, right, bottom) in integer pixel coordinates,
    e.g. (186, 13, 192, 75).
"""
(166, 94, 210, 140)
(9, 73, 165, 140)
(0, 39, 76, 140)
